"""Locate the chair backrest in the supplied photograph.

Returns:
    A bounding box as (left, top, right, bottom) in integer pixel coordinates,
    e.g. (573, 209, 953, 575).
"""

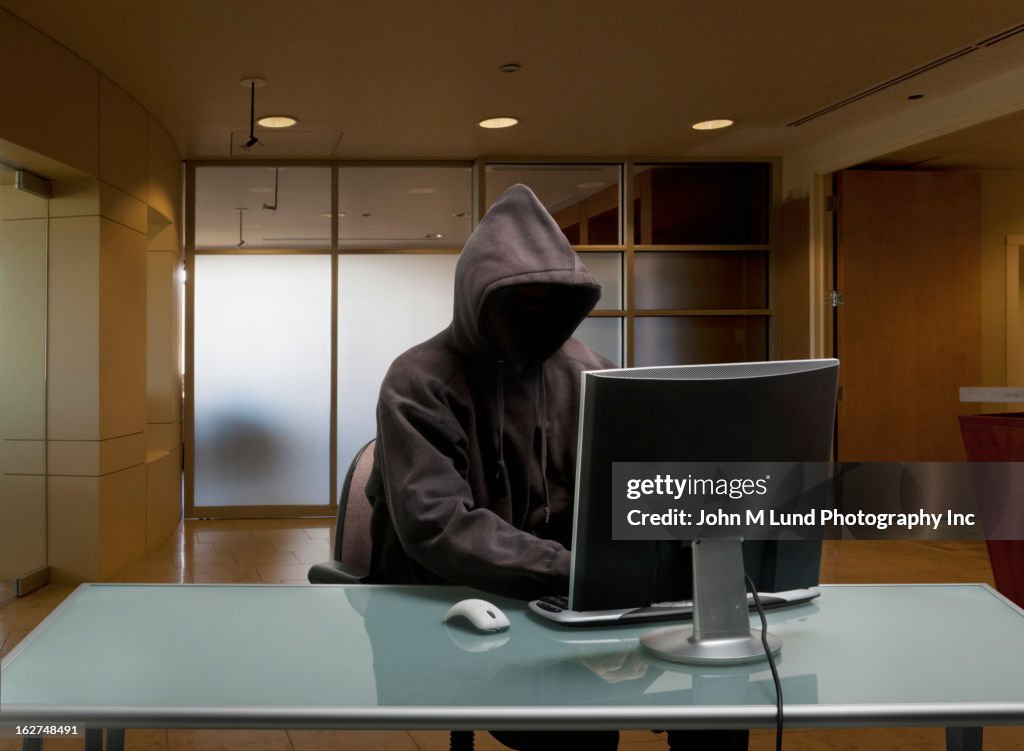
(334, 439, 376, 575)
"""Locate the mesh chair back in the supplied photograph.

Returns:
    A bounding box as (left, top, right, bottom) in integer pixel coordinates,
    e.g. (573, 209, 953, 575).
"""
(335, 439, 376, 575)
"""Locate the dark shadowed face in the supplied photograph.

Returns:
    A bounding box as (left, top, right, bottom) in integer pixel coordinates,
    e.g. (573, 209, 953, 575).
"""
(479, 283, 592, 366)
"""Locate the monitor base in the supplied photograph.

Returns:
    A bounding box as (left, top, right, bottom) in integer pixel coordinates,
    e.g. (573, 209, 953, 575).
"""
(640, 625, 781, 665)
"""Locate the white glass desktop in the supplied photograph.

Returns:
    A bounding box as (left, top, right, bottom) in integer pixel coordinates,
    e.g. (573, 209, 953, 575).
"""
(2, 583, 1024, 750)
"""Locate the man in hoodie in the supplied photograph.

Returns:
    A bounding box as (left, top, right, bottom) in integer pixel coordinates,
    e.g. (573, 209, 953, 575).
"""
(366, 183, 611, 600)
(365, 184, 615, 750)
(365, 184, 748, 751)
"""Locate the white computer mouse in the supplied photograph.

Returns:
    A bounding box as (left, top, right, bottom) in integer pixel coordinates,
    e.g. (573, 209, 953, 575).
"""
(443, 598, 511, 632)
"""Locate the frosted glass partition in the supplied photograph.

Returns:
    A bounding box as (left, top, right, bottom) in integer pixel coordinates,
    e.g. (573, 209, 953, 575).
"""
(337, 254, 459, 478)
(633, 164, 770, 245)
(338, 166, 472, 249)
(194, 255, 332, 507)
(634, 251, 767, 310)
(579, 252, 622, 310)
(575, 317, 623, 366)
(485, 164, 622, 245)
(633, 316, 767, 367)
(195, 166, 331, 249)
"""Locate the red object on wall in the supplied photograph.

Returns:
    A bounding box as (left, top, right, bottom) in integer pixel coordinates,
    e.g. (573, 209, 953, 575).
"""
(959, 413, 1024, 608)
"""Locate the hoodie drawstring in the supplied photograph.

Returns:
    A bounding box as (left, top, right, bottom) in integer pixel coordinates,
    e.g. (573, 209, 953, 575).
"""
(495, 361, 551, 526)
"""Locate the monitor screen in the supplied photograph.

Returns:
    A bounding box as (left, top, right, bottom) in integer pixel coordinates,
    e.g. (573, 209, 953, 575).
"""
(568, 359, 839, 612)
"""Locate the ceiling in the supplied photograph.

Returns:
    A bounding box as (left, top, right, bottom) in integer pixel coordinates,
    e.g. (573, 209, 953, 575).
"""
(3, 1, 1024, 163)
(862, 108, 1024, 169)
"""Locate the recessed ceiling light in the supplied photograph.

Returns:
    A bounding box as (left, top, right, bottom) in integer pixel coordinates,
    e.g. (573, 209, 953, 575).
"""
(692, 119, 734, 131)
(479, 117, 519, 129)
(425, 233, 445, 239)
(409, 187, 436, 194)
(576, 181, 606, 190)
(257, 115, 298, 128)
(319, 212, 333, 218)
(499, 63, 521, 73)
(361, 213, 372, 217)
(452, 211, 468, 217)
(247, 186, 274, 193)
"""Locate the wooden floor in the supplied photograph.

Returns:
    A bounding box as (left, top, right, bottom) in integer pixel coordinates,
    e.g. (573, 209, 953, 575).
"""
(1, 523, 1022, 750)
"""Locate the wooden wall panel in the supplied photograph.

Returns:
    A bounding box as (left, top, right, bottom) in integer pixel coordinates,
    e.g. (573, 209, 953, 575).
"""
(777, 197, 811, 359)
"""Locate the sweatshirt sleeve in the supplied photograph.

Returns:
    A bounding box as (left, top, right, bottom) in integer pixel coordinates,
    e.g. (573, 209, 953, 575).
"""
(374, 384, 570, 601)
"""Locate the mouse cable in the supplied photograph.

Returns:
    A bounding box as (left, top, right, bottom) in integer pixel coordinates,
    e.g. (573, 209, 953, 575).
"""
(746, 574, 783, 751)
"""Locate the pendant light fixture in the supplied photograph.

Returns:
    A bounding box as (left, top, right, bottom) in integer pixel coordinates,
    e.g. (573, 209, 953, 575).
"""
(236, 208, 248, 247)
(262, 167, 279, 212)
(239, 78, 266, 151)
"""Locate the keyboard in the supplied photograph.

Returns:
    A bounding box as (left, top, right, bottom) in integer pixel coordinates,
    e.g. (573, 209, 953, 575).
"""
(528, 588, 820, 626)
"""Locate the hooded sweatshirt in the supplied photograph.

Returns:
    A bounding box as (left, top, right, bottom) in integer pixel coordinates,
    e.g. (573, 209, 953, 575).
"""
(365, 184, 613, 600)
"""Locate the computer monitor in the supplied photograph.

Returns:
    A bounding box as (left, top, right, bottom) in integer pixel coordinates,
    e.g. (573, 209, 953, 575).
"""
(568, 359, 839, 663)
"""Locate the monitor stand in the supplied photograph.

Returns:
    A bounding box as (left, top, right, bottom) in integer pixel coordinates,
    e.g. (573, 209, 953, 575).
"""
(639, 538, 782, 665)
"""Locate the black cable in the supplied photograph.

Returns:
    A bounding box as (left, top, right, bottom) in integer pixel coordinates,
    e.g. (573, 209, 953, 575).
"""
(746, 574, 783, 751)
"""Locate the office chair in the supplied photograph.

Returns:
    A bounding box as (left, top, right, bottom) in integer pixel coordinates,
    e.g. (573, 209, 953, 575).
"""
(307, 439, 475, 751)
(308, 439, 376, 584)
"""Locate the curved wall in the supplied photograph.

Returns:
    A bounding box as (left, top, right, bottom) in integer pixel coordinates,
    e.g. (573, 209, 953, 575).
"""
(0, 8, 182, 582)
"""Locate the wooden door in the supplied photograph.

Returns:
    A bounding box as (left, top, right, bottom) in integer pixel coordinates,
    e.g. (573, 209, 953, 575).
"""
(835, 170, 981, 461)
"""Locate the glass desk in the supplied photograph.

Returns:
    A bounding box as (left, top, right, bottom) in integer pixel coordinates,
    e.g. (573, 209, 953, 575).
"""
(2, 583, 1024, 750)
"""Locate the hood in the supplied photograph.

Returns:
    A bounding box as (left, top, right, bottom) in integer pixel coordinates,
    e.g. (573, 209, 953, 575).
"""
(451, 184, 602, 366)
